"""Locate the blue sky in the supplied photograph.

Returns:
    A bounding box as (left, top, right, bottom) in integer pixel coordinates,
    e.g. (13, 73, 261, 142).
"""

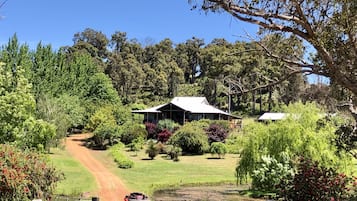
(0, 0, 258, 50)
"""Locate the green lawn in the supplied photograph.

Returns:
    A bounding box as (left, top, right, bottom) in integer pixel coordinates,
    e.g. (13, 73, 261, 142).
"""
(49, 148, 97, 196)
(92, 148, 239, 195)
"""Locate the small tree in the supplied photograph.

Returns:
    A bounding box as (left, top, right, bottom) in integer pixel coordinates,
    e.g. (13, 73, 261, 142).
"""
(92, 122, 120, 149)
(209, 142, 228, 159)
(146, 140, 159, 160)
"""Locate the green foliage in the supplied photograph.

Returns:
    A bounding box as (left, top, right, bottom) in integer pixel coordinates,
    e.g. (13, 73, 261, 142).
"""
(18, 117, 57, 152)
(168, 123, 209, 154)
(109, 144, 134, 169)
(209, 142, 227, 159)
(0, 63, 35, 143)
(35, 95, 71, 147)
(251, 154, 294, 193)
(119, 122, 147, 145)
(128, 137, 145, 155)
(225, 132, 244, 154)
(165, 145, 182, 161)
(145, 140, 160, 160)
(54, 94, 86, 128)
(236, 102, 354, 183)
(86, 105, 116, 132)
(86, 73, 120, 103)
(93, 122, 120, 149)
(0, 144, 64, 200)
(157, 119, 179, 133)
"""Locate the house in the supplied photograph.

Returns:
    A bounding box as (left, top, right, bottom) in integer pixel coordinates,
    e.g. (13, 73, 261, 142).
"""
(132, 97, 241, 127)
(258, 112, 286, 122)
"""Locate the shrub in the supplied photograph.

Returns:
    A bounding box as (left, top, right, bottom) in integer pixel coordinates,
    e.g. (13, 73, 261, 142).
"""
(205, 123, 229, 144)
(92, 122, 120, 149)
(168, 124, 209, 154)
(251, 154, 294, 193)
(119, 122, 147, 145)
(127, 137, 145, 155)
(157, 119, 179, 132)
(209, 142, 228, 158)
(157, 129, 173, 143)
(277, 157, 356, 201)
(236, 102, 354, 183)
(145, 122, 158, 139)
(146, 140, 160, 160)
(109, 144, 134, 169)
(165, 145, 182, 161)
(211, 120, 231, 131)
(0, 145, 64, 200)
(86, 105, 116, 132)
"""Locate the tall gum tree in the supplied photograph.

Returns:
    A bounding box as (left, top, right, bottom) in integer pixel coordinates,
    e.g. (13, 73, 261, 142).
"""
(189, 0, 357, 104)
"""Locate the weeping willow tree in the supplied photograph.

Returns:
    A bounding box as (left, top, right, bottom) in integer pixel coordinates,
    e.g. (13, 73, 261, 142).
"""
(236, 102, 353, 182)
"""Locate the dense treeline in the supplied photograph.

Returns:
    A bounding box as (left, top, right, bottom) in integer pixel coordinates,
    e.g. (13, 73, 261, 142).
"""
(0, 29, 348, 148)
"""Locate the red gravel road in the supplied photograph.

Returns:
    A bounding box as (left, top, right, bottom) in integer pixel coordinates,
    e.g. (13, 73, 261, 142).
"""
(66, 134, 130, 201)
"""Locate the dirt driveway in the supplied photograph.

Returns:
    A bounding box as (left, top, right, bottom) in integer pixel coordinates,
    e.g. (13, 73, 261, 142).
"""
(66, 134, 130, 201)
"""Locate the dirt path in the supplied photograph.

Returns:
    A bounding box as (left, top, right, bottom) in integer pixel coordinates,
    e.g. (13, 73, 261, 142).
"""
(66, 134, 130, 201)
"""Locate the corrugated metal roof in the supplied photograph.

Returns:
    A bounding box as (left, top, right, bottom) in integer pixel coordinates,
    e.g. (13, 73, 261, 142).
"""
(169, 97, 229, 114)
(131, 104, 165, 113)
(132, 97, 236, 117)
(258, 112, 286, 120)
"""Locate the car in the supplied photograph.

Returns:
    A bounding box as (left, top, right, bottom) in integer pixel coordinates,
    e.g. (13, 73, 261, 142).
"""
(124, 192, 150, 201)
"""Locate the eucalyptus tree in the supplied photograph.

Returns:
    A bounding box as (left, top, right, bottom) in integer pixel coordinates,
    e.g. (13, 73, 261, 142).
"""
(189, 0, 356, 111)
(71, 28, 109, 70)
(174, 37, 205, 84)
(143, 38, 184, 99)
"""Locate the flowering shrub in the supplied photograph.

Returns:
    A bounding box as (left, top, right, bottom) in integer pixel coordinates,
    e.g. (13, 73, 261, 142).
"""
(0, 144, 64, 200)
(251, 154, 294, 193)
(157, 129, 172, 143)
(277, 157, 356, 201)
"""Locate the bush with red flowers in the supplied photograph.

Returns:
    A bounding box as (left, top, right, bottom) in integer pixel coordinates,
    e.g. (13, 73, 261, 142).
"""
(0, 144, 64, 200)
(277, 157, 356, 201)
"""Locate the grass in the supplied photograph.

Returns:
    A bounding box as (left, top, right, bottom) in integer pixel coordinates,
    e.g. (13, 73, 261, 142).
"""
(91, 147, 239, 195)
(49, 147, 97, 196)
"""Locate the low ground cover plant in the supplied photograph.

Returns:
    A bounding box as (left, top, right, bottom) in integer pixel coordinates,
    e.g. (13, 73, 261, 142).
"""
(109, 143, 134, 168)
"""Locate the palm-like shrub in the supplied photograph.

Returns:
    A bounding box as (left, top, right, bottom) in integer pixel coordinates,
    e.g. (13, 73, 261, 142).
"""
(146, 140, 160, 160)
